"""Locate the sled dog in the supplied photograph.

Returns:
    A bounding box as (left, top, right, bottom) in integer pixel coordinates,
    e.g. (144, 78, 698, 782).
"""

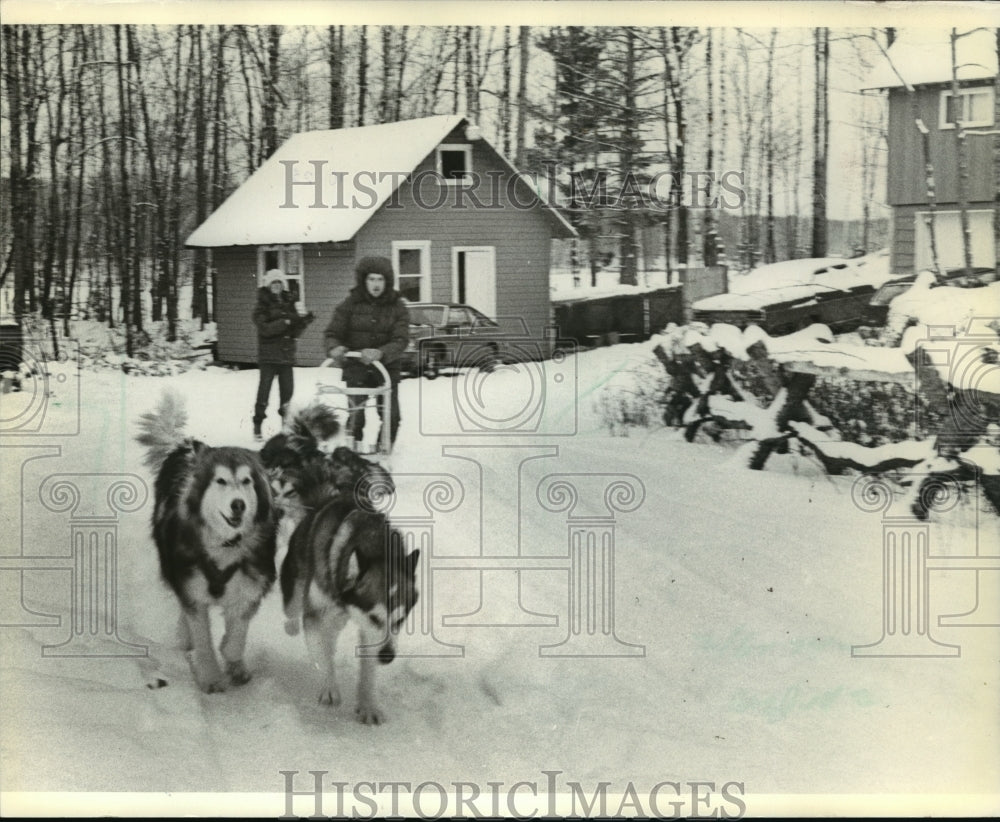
(281, 497, 420, 724)
(136, 391, 277, 693)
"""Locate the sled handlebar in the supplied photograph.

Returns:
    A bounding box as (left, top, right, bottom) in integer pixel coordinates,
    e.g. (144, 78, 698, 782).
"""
(319, 352, 391, 388)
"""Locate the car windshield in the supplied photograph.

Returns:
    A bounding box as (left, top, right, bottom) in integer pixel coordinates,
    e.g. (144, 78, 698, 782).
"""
(468, 308, 499, 327)
(409, 305, 446, 326)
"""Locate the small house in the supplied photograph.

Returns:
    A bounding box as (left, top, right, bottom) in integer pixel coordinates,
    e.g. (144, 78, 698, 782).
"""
(186, 114, 576, 365)
(863, 31, 998, 276)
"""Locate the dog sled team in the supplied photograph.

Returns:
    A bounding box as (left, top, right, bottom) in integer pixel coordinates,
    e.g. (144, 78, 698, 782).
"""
(135, 256, 418, 725)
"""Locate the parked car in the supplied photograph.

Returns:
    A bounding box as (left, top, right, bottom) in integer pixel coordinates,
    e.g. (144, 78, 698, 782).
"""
(401, 302, 517, 379)
(691, 252, 894, 335)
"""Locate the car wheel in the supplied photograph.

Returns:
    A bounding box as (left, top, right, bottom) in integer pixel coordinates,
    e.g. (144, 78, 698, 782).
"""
(480, 345, 503, 373)
(422, 349, 440, 380)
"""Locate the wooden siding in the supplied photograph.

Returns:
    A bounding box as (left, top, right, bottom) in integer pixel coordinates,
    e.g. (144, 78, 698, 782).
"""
(887, 83, 996, 206)
(214, 241, 356, 365)
(355, 128, 555, 343)
(890, 201, 997, 275)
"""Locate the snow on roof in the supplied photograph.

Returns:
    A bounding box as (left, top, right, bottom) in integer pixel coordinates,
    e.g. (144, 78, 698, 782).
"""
(186, 114, 574, 247)
(692, 255, 894, 312)
(861, 29, 998, 91)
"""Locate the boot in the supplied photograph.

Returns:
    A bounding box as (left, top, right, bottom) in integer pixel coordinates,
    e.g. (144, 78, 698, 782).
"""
(253, 421, 263, 442)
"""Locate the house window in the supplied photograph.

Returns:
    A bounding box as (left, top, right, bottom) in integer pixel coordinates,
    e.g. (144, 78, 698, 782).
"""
(259, 245, 305, 311)
(392, 241, 430, 302)
(436, 144, 473, 185)
(914, 209, 995, 272)
(939, 87, 995, 129)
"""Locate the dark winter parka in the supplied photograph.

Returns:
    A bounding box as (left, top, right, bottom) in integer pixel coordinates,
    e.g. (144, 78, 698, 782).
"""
(253, 288, 310, 365)
(323, 258, 410, 377)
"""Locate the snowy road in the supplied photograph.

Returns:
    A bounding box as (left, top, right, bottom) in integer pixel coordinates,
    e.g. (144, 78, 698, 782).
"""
(1, 345, 997, 816)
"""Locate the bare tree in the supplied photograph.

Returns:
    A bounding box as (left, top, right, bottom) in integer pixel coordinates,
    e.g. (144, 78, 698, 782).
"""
(516, 26, 529, 165)
(811, 27, 829, 257)
(328, 25, 345, 128)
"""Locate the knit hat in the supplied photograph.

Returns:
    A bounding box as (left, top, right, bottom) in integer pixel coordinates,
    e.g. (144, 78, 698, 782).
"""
(353, 256, 395, 289)
(264, 269, 286, 288)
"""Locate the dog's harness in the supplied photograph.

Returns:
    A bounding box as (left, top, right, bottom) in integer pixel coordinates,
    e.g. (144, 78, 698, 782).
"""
(198, 549, 247, 599)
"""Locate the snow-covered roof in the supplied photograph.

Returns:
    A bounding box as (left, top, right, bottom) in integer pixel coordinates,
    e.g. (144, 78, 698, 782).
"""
(692, 255, 896, 313)
(861, 29, 998, 91)
(186, 114, 574, 247)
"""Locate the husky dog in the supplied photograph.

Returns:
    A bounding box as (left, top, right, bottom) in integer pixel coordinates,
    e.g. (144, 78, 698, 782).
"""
(281, 498, 419, 724)
(260, 403, 395, 531)
(268, 405, 416, 724)
(136, 391, 277, 693)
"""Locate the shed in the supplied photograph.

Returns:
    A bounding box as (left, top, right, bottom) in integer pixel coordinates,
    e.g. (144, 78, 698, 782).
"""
(862, 31, 998, 276)
(186, 114, 576, 365)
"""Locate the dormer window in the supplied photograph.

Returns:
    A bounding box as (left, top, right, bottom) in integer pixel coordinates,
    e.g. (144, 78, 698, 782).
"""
(940, 87, 995, 129)
(436, 144, 473, 185)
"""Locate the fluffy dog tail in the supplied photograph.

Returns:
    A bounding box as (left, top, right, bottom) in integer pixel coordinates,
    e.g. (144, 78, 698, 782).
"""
(135, 390, 190, 473)
(285, 402, 340, 455)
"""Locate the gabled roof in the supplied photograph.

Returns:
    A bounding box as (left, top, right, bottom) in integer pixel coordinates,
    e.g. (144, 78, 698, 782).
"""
(186, 114, 575, 247)
(862, 29, 998, 91)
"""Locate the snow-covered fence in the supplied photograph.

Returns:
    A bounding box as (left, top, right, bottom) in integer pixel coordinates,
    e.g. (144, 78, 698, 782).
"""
(649, 321, 1000, 518)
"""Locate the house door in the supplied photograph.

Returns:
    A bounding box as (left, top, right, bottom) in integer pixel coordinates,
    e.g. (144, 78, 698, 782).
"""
(453, 247, 497, 318)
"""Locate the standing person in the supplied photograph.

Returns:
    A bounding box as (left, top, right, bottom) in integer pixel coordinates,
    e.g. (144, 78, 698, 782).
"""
(252, 269, 314, 440)
(324, 256, 410, 452)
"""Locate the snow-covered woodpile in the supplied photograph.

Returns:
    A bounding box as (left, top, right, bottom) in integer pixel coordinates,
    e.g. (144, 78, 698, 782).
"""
(650, 319, 1000, 518)
(14, 315, 219, 377)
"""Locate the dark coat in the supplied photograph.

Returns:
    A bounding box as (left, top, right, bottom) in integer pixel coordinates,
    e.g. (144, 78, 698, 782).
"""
(323, 271, 410, 377)
(253, 288, 312, 365)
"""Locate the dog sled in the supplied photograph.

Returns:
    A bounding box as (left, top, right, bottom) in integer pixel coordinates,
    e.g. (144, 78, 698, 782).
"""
(315, 351, 393, 457)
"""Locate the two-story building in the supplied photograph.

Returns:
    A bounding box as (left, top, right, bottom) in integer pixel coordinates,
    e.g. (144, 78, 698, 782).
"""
(864, 30, 998, 276)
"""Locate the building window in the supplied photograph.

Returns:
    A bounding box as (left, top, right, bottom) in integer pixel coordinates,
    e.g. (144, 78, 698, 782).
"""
(392, 241, 430, 302)
(939, 87, 995, 129)
(259, 245, 305, 311)
(914, 209, 995, 272)
(436, 144, 473, 185)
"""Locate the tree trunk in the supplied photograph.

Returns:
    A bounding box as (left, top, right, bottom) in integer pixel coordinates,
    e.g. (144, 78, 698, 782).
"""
(261, 25, 281, 161)
(950, 28, 974, 277)
(192, 26, 209, 323)
(811, 27, 829, 257)
(113, 25, 134, 354)
(328, 26, 345, 128)
(357, 25, 368, 126)
(763, 29, 777, 264)
(703, 28, 717, 267)
(516, 26, 529, 166)
(501, 26, 512, 157)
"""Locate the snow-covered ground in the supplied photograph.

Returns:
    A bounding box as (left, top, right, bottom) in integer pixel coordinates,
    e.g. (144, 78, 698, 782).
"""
(1, 342, 997, 817)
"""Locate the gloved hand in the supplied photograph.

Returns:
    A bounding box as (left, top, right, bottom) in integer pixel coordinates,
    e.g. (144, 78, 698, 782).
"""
(301, 311, 316, 324)
(360, 348, 383, 365)
(328, 345, 348, 366)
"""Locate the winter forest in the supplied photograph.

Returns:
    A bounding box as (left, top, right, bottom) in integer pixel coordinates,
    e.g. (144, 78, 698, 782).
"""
(1, 3, 999, 816)
(2, 21, 897, 345)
